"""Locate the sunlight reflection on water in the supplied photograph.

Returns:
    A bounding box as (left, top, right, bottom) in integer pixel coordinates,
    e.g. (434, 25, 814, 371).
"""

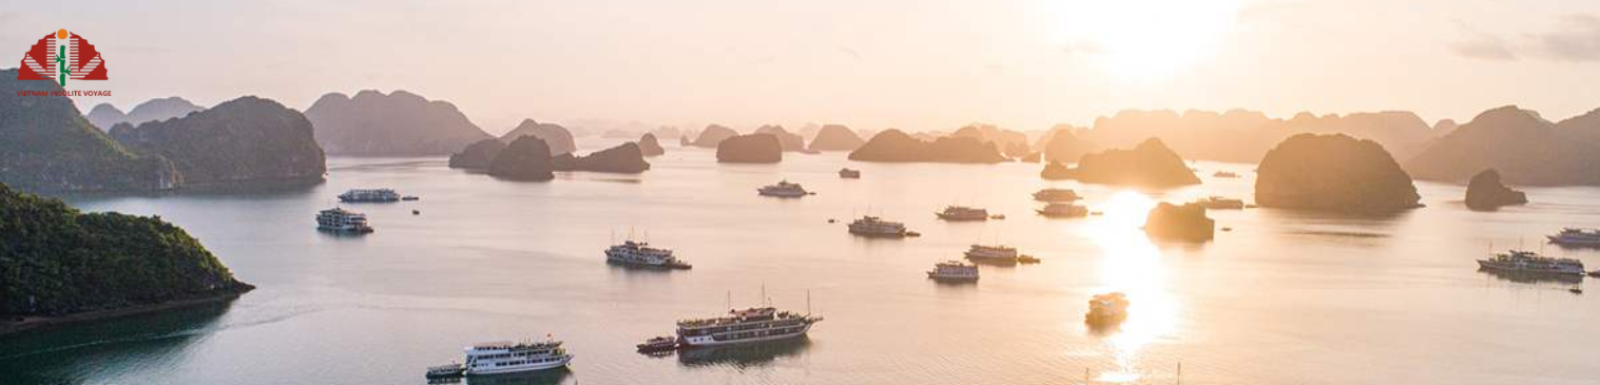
(1085, 191, 1179, 383)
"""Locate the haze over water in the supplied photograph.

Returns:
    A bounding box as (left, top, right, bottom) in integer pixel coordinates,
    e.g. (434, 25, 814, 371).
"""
(4, 138, 1600, 385)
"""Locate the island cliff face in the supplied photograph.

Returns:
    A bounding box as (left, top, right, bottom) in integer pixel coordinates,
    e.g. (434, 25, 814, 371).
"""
(1040, 138, 1199, 188)
(691, 124, 740, 148)
(638, 133, 665, 156)
(1038, 127, 1094, 164)
(500, 119, 577, 155)
(1406, 106, 1600, 186)
(1, 69, 179, 193)
(1255, 133, 1422, 212)
(304, 90, 493, 156)
(110, 96, 326, 187)
(488, 136, 556, 180)
(717, 134, 783, 163)
(1145, 202, 1214, 241)
(448, 139, 507, 170)
(0, 182, 252, 325)
(1464, 169, 1528, 211)
(847, 129, 1006, 163)
(86, 97, 204, 130)
(754, 125, 806, 152)
(807, 124, 864, 152)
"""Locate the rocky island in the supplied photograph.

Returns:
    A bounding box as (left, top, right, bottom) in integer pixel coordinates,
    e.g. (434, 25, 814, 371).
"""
(807, 124, 865, 152)
(109, 96, 326, 187)
(0, 182, 253, 335)
(716, 134, 783, 163)
(847, 129, 1005, 163)
(448, 139, 508, 170)
(500, 119, 577, 155)
(1, 70, 179, 193)
(487, 136, 557, 181)
(1040, 138, 1199, 188)
(691, 124, 740, 148)
(1464, 169, 1528, 211)
(638, 133, 665, 156)
(552, 142, 652, 173)
(86, 97, 204, 130)
(755, 125, 806, 152)
(1144, 202, 1215, 241)
(304, 90, 493, 156)
(1406, 106, 1600, 186)
(1255, 133, 1422, 212)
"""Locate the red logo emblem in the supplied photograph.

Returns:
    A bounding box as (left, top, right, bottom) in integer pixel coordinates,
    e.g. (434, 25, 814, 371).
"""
(18, 29, 109, 85)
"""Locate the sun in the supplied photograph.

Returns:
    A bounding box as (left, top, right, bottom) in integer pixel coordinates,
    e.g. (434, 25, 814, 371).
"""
(1048, 0, 1244, 79)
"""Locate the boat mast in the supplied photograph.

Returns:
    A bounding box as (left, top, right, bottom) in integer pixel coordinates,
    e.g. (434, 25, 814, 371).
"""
(807, 289, 812, 316)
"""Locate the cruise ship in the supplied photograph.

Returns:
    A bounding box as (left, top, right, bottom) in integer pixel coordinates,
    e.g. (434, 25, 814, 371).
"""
(676, 307, 823, 347)
(338, 188, 402, 203)
(1036, 203, 1088, 218)
(1548, 228, 1600, 247)
(1476, 249, 1585, 276)
(848, 216, 908, 238)
(605, 240, 692, 269)
(1032, 188, 1081, 202)
(757, 180, 810, 198)
(964, 244, 1019, 262)
(927, 260, 979, 282)
(462, 338, 574, 376)
(316, 208, 373, 234)
(935, 206, 989, 221)
(1085, 292, 1129, 327)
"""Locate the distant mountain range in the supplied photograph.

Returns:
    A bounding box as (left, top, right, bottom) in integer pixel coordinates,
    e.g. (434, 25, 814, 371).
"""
(85, 97, 204, 130)
(305, 90, 493, 156)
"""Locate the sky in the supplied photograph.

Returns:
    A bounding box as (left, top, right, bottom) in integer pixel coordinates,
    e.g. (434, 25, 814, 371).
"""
(4, 0, 1599, 135)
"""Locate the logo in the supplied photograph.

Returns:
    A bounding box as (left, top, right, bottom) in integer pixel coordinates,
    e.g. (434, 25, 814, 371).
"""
(18, 29, 109, 85)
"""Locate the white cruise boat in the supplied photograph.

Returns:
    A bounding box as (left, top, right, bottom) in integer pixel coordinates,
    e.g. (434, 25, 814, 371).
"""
(316, 208, 373, 234)
(757, 180, 810, 198)
(964, 244, 1019, 262)
(848, 216, 908, 238)
(1036, 203, 1088, 218)
(677, 307, 822, 347)
(463, 339, 574, 376)
(1085, 292, 1129, 326)
(338, 188, 401, 203)
(606, 240, 692, 269)
(1194, 196, 1245, 210)
(935, 206, 989, 221)
(1032, 188, 1081, 202)
(1548, 228, 1600, 247)
(927, 260, 979, 281)
(1477, 249, 1585, 276)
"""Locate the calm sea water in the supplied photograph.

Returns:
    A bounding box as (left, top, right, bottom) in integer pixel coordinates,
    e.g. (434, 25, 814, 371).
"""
(5, 138, 1600, 385)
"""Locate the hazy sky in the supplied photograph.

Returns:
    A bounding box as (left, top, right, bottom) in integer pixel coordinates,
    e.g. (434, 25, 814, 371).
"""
(5, 0, 1599, 134)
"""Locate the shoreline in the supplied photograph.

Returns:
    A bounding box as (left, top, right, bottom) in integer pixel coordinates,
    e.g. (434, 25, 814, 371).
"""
(0, 284, 255, 338)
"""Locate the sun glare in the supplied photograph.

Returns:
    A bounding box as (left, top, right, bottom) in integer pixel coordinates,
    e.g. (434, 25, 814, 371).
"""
(1048, 0, 1244, 79)
(1085, 191, 1180, 382)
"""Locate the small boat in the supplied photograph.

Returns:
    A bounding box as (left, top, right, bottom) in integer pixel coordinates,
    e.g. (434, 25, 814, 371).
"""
(989, 214, 1006, 220)
(1571, 287, 1585, 295)
(316, 207, 374, 234)
(1213, 171, 1240, 178)
(758, 180, 810, 198)
(636, 335, 680, 353)
(1085, 292, 1129, 327)
(412, 209, 421, 215)
(1194, 196, 1245, 210)
(1548, 228, 1600, 248)
(935, 206, 989, 221)
(425, 363, 465, 379)
(927, 260, 979, 282)
(1589, 270, 1600, 278)
(1032, 188, 1081, 202)
(1017, 254, 1041, 264)
(838, 168, 861, 179)
(1036, 203, 1089, 218)
(339, 188, 402, 203)
(402, 196, 420, 201)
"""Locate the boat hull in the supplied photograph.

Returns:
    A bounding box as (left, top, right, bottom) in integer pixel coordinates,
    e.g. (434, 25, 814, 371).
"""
(1476, 260, 1585, 276)
(680, 323, 815, 347)
(464, 355, 573, 376)
(1549, 236, 1600, 247)
(935, 213, 987, 221)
